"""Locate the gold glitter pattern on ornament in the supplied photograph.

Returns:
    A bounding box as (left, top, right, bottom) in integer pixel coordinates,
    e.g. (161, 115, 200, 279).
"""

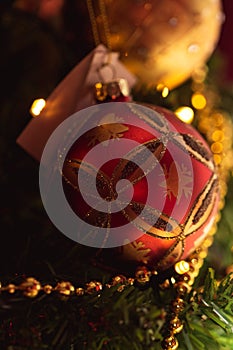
(160, 161, 193, 203)
(87, 120, 129, 147)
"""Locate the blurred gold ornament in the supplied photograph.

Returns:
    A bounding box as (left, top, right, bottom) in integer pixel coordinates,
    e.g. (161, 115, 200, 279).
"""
(90, 0, 224, 89)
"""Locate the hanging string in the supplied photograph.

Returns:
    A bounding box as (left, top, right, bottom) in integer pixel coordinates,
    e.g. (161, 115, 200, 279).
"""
(86, 0, 101, 47)
(86, 0, 112, 52)
(98, 0, 112, 51)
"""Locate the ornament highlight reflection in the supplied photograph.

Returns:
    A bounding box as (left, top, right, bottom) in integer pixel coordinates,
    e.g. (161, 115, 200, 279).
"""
(30, 98, 46, 117)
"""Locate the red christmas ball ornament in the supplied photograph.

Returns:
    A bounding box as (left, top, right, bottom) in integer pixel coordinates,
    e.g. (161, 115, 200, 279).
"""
(62, 102, 219, 272)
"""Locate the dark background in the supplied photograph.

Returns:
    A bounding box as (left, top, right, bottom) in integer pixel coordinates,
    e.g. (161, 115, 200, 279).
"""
(218, 0, 233, 81)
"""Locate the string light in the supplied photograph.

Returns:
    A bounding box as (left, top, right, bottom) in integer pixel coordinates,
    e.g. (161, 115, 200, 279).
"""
(156, 84, 170, 98)
(211, 142, 223, 154)
(191, 92, 207, 109)
(30, 98, 46, 117)
(175, 106, 194, 124)
(212, 130, 224, 142)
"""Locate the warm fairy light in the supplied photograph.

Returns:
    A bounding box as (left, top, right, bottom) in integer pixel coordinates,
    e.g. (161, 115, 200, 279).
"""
(213, 154, 221, 165)
(30, 98, 46, 117)
(212, 112, 224, 126)
(212, 130, 224, 142)
(95, 82, 102, 89)
(192, 66, 208, 83)
(211, 142, 223, 153)
(174, 260, 190, 275)
(175, 106, 194, 124)
(203, 237, 214, 249)
(211, 141, 223, 153)
(162, 86, 169, 98)
(170, 277, 176, 284)
(191, 92, 207, 109)
(156, 84, 169, 98)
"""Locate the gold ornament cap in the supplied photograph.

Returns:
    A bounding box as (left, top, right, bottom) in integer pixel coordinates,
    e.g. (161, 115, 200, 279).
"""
(95, 78, 130, 102)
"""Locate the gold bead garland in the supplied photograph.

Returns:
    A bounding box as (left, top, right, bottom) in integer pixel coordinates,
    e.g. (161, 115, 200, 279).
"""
(0, 267, 158, 299)
(0, 275, 135, 298)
